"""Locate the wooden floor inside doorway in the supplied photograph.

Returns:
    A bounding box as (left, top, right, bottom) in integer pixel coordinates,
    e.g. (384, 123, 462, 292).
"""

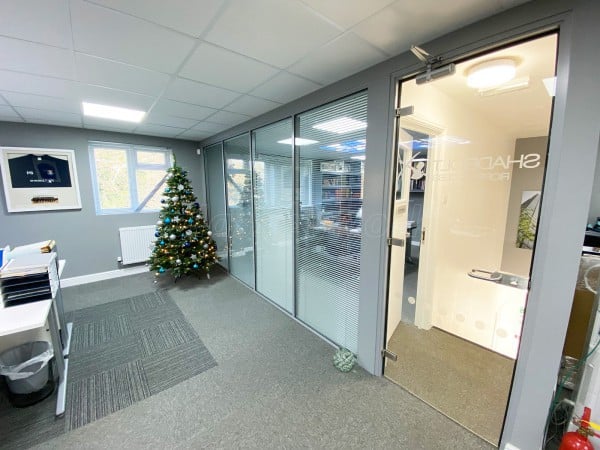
(384, 322, 515, 444)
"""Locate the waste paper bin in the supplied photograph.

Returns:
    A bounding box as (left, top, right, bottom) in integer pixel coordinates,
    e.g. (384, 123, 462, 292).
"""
(0, 341, 54, 407)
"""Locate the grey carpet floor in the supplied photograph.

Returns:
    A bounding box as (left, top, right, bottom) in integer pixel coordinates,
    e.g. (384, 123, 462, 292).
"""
(3, 269, 493, 449)
(385, 322, 514, 445)
(0, 290, 216, 449)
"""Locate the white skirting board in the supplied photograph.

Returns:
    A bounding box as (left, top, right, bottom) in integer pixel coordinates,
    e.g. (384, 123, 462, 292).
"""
(60, 265, 149, 287)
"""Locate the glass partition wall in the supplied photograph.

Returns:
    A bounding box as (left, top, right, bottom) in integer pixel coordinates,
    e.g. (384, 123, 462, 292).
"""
(204, 143, 229, 270)
(204, 91, 368, 353)
(224, 134, 255, 288)
(252, 120, 294, 312)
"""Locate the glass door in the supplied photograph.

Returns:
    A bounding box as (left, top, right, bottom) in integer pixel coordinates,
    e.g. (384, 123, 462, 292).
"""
(204, 142, 229, 270)
(384, 34, 558, 445)
(224, 133, 255, 288)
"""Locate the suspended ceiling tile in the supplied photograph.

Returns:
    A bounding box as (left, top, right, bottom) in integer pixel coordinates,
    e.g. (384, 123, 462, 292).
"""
(205, 110, 251, 127)
(225, 95, 281, 117)
(191, 121, 229, 134)
(86, 0, 225, 38)
(144, 112, 199, 129)
(70, 0, 195, 73)
(78, 84, 156, 111)
(178, 129, 211, 141)
(83, 116, 137, 132)
(165, 78, 240, 110)
(134, 123, 188, 138)
(250, 72, 321, 104)
(205, 0, 340, 68)
(0, 70, 76, 98)
(0, 36, 75, 79)
(0, 0, 72, 49)
(16, 107, 82, 126)
(151, 99, 217, 121)
(2, 92, 81, 114)
(75, 54, 170, 97)
(301, 0, 396, 30)
(180, 44, 279, 93)
(0, 105, 22, 121)
(289, 32, 387, 85)
(353, 0, 499, 57)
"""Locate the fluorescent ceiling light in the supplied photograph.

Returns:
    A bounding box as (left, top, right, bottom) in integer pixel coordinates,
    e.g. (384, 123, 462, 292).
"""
(542, 77, 557, 96)
(466, 58, 516, 89)
(277, 138, 318, 146)
(82, 102, 146, 123)
(313, 117, 367, 134)
(351, 155, 365, 160)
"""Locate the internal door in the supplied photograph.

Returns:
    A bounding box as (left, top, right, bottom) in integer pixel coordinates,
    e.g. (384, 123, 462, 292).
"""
(224, 133, 255, 288)
(384, 34, 558, 444)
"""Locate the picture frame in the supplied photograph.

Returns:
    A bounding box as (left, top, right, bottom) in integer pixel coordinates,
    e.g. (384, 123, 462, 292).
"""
(0, 147, 82, 212)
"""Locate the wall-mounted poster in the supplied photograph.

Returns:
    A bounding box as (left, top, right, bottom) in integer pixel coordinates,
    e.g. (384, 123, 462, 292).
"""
(516, 190, 541, 249)
(0, 147, 82, 212)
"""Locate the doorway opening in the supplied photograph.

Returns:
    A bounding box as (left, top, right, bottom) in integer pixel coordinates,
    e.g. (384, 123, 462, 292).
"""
(384, 33, 558, 445)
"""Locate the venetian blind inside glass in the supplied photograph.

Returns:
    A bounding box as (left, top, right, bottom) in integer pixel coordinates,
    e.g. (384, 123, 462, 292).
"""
(224, 134, 255, 288)
(252, 119, 294, 312)
(204, 143, 228, 270)
(296, 91, 367, 353)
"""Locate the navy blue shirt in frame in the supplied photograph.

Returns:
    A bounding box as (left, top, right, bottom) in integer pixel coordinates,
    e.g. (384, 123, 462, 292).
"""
(8, 154, 72, 188)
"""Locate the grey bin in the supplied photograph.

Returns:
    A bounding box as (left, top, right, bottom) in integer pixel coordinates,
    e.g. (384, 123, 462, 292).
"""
(0, 341, 53, 395)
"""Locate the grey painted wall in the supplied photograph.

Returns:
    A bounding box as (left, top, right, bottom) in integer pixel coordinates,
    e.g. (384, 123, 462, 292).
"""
(0, 122, 204, 279)
(199, 1, 600, 448)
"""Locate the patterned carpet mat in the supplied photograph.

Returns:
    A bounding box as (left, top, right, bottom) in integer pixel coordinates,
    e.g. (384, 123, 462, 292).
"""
(0, 290, 217, 449)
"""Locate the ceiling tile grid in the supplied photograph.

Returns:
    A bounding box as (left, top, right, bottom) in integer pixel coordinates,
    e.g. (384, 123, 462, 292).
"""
(0, 0, 529, 140)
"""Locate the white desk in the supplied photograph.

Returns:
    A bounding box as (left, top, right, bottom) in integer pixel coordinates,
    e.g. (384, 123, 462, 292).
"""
(0, 259, 71, 417)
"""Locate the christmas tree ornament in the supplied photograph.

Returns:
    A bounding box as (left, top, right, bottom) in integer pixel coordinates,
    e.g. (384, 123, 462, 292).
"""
(159, 267, 165, 273)
(191, 254, 197, 260)
(203, 244, 209, 249)
(176, 259, 181, 265)
(164, 217, 171, 224)
(165, 188, 170, 193)
(173, 195, 179, 202)
(160, 240, 165, 245)
(156, 220, 162, 226)
(169, 234, 176, 240)
(184, 242, 190, 248)
(186, 230, 192, 236)
(196, 215, 201, 219)
(193, 263, 198, 269)
(178, 184, 184, 190)
(188, 218, 193, 224)
(173, 216, 180, 223)
(207, 231, 213, 236)
(154, 231, 160, 237)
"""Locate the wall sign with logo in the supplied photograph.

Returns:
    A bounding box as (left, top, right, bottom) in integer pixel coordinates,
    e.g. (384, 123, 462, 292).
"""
(0, 147, 82, 212)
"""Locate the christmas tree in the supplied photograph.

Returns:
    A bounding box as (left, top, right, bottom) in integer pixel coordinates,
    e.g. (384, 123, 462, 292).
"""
(149, 159, 218, 279)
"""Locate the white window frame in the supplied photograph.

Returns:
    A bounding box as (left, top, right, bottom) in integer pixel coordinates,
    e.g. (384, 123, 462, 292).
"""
(89, 141, 172, 215)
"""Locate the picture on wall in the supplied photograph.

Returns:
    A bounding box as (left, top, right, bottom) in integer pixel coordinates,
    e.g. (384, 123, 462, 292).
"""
(516, 190, 541, 249)
(0, 147, 82, 212)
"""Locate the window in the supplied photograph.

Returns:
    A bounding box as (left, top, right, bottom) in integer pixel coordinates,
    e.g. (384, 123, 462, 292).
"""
(89, 142, 172, 214)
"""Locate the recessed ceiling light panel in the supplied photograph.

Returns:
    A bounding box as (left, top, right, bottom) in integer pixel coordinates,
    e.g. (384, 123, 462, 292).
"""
(466, 58, 517, 89)
(277, 138, 318, 145)
(313, 117, 367, 134)
(82, 102, 146, 123)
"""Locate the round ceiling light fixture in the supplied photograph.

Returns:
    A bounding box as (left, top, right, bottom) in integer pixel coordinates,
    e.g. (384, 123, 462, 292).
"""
(466, 58, 517, 89)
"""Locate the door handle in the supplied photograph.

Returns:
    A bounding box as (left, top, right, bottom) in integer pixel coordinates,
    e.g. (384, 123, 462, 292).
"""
(468, 269, 502, 282)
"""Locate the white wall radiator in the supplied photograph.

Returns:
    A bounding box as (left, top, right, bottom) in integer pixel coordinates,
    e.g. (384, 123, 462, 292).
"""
(118, 225, 156, 265)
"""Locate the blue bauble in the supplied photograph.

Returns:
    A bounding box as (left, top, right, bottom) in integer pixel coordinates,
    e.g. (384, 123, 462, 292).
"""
(170, 209, 175, 213)
(165, 188, 170, 193)
(161, 198, 166, 204)
(159, 267, 165, 273)
(194, 202, 199, 208)
(160, 240, 165, 245)
(193, 263, 198, 269)
(164, 217, 171, 224)
(154, 231, 160, 237)
(184, 242, 190, 248)
(188, 218, 193, 224)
